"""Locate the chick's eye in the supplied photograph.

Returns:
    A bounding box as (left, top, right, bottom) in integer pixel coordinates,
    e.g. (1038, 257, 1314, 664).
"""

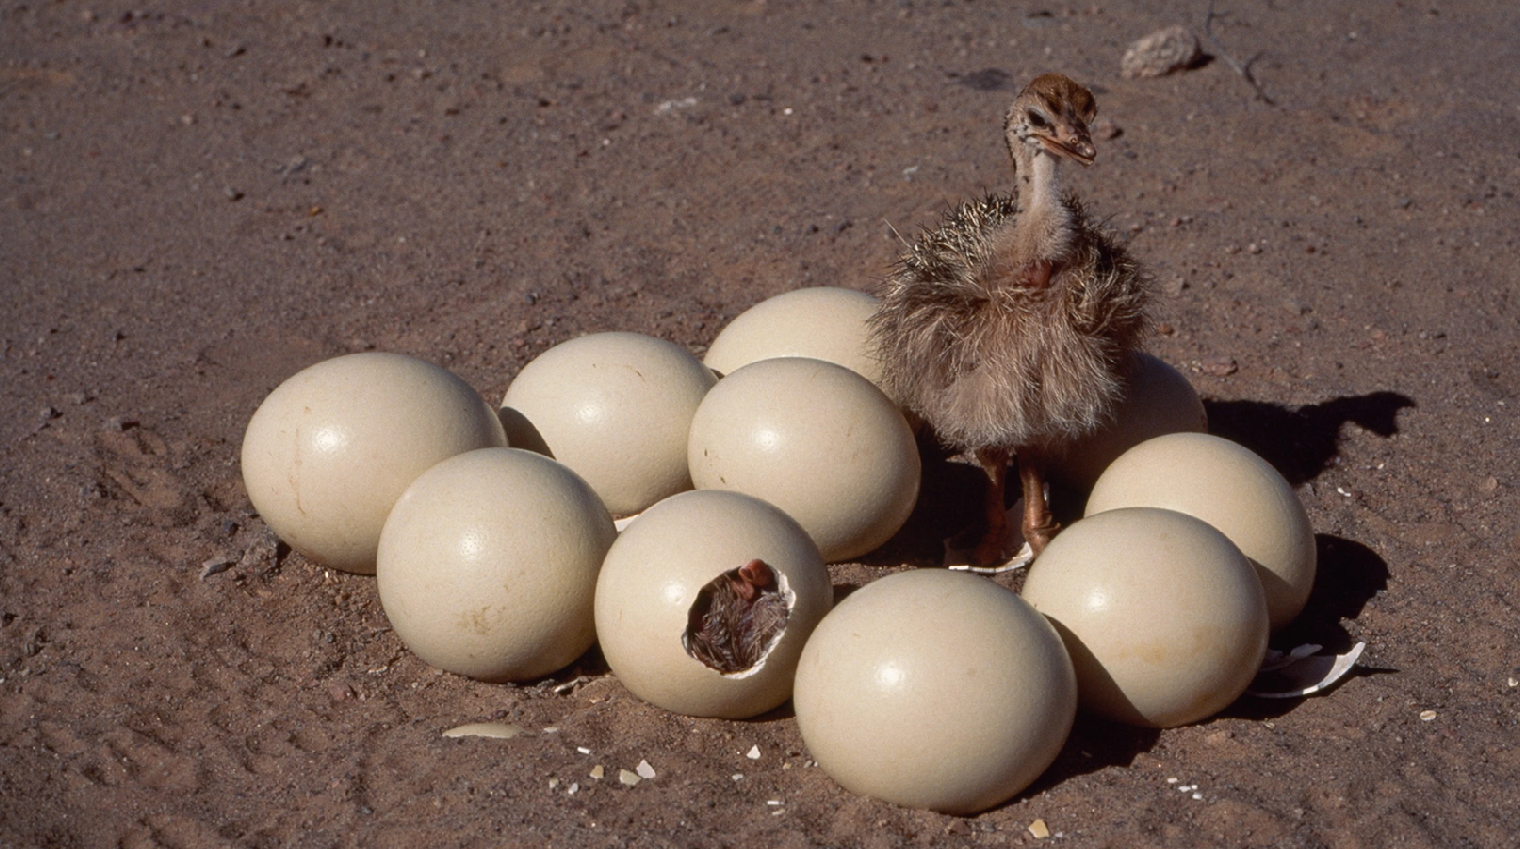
(1026, 110, 1049, 129)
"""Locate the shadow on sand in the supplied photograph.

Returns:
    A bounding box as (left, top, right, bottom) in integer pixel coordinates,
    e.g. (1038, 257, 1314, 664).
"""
(1203, 391, 1415, 486)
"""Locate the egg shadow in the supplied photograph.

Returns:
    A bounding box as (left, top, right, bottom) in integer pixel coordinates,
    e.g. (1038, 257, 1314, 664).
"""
(497, 406, 553, 456)
(1009, 621, 1162, 799)
(1203, 391, 1414, 486)
(1020, 716, 1162, 797)
(1218, 533, 1395, 720)
(861, 430, 989, 569)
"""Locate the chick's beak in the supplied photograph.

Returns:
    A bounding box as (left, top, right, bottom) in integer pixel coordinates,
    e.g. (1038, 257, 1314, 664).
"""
(1040, 127, 1096, 165)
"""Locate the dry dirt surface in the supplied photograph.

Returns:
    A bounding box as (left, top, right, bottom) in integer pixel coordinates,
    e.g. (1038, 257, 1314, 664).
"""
(3, 0, 1519, 846)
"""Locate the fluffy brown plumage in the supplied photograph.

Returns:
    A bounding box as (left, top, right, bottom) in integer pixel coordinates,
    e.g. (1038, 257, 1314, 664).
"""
(877, 195, 1147, 453)
(869, 73, 1149, 565)
(683, 559, 789, 674)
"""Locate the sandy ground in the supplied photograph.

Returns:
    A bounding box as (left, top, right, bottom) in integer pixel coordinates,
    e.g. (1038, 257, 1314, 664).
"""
(3, 0, 1519, 846)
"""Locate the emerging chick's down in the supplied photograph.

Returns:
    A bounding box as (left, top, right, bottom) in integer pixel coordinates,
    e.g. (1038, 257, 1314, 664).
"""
(684, 559, 790, 674)
(869, 73, 1149, 567)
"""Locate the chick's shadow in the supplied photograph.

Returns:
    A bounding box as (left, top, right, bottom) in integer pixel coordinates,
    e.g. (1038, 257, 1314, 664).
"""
(1203, 391, 1414, 486)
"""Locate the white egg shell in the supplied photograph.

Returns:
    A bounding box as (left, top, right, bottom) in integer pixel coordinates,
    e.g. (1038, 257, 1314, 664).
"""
(687, 357, 919, 562)
(1021, 507, 1269, 728)
(376, 448, 615, 682)
(1084, 432, 1316, 631)
(500, 332, 717, 517)
(240, 352, 507, 574)
(1051, 352, 1207, 491)
(793, 569, 1077, 814)
(703, 287, 884, 385)
(593, 489, 832, 719)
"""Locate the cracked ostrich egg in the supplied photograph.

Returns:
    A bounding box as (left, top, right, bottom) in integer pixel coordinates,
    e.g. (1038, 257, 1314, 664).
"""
(793, 569, 1077, 814)
(376, 448, 615, 682)
(1021, 507, 1269, 728)
(687, 357, 919, 562)
(240, 352, 507, 574)
(593, 489, 832, 719)
(499, 332, 717, 518)
(1084, 432, 1316, 631)
(1051, 352, 1208, 492)
(702, 287, 884, 385)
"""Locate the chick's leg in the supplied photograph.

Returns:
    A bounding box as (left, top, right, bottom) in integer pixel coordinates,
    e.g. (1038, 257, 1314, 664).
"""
(1018, 450, 1061, 555)
(972, 446, 1011, 567)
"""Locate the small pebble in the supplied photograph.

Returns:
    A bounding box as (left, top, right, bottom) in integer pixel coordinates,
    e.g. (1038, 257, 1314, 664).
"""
(589, 765, 605, 779)
(1201, 357, 1239, 377)
(746, 745, 761, 760)
(618, 769, 640, 787)
(198, 554, 238, 580)
(636, 760, 656, 780)
(1419, 710, 1437, 721)
(1121, 25, 1202, 78)
(1028, 819, 1050, 839)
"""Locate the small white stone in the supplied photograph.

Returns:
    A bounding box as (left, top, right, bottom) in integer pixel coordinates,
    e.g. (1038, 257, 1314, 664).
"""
(746, 745, 761, 760)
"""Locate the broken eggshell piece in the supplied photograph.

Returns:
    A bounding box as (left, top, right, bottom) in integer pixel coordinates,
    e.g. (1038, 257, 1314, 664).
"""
(1248, 641, 1366, 698)
(593, 489, 831, 719)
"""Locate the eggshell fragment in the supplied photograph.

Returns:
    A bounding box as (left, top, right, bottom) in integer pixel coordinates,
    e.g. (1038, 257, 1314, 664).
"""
(1248, 641, 1366, 698)
(688, 357, 919, 562)
(1084, 432, 1316, 631)
(594, 490, 831, 719)
(240, 352, 507, 574)
(1051, 352, 1207, 492)
(1021, 507, 1269, 727)
(703, 287, 884, 385)
(793, 569, 1077, 814)
(500, 332, 717, 517)
(377, 448, 615, 682)
(441, 723, 527, 739)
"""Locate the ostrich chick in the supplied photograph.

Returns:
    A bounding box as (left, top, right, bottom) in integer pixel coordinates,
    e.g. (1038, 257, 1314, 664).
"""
(684, 559, 789, 674)
(870, 73, 1148, 568)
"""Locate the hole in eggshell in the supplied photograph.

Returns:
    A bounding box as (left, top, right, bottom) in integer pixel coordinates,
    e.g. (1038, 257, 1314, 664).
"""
(682, 559, 793, 678)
